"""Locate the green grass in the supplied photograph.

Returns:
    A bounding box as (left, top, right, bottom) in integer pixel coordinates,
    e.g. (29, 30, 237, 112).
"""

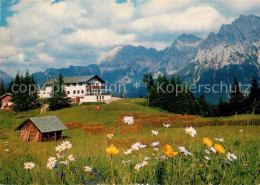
(0, 98, 259, 184)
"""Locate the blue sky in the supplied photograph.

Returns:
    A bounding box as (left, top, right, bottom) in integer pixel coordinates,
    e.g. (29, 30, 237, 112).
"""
(0, 0, 259, 76)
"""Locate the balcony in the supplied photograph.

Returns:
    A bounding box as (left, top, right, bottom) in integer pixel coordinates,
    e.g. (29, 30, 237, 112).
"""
(86, 86, 105, 89)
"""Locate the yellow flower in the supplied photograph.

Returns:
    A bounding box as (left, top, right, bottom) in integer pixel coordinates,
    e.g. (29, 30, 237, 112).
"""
(214, 144, 225, 154)
(163, 144, 172, 153)
(165, 150, 178, 157)
(203, 137, 213, 147)
(163, 144, 178, 157)
(106, 145, 119, 155)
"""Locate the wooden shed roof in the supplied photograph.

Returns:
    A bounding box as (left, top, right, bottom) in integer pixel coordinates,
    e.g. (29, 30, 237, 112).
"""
(15, 116, 68, 133)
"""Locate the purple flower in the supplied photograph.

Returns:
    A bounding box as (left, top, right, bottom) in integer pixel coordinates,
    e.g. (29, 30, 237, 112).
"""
(99, 173, 102, 177)
(54, 164, 58, 168)
(97, 178, 101, 182)
(73, 170, 77, 174)
(88, 157, 91, 161)
(94, 169, 98, 173)
(90, 172, 93, 175)
(56, 172, 60, 176)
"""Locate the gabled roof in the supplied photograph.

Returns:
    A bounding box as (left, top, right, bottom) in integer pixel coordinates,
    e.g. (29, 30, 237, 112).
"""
(44, 75, 105, 86)
(0, 93, 12, 100)
(15, 116, 68, 133)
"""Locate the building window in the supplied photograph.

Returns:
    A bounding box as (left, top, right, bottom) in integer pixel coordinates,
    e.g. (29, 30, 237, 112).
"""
(81, 90, 84, 93)
(102, 96, 104, 99)
(77, 90, 80, 94)
(73, 84, 76, 86)
(96, 96, 98, 99)
(73, 90, 76, 94)
(96, 83, 99, 86)
(67, 91, 70, 94)
(92, 83, 94, 86)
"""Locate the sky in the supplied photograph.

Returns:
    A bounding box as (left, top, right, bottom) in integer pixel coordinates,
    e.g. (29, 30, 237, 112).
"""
(0, 0, 260, 76)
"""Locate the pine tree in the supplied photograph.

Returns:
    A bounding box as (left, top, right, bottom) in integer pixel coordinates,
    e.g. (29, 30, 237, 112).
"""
(167, 75, 176, 112)
(229, 77, 245, 114)
(248, 76, 260, 113)
(49, 73, 70, 110)
(143, 72, 154, 103)
(0, 80, 5, 96)
(218, 96, 230, 116)
(11, 72, 23, 112)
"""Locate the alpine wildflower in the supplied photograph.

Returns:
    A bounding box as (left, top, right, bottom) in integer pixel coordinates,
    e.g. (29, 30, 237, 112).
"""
(151, 130, 159, 136)
(185, 127, 197, 137)
(203, 137, 213, 147)
(214, 144, 225, 154)
(107, 134, 114, 139)
(123, 116, 134, 125)
(106, 145, 119, 155)
(24, 162, 35, 170)
(84, 166, 92, 172)
(68, 154, 75, 161)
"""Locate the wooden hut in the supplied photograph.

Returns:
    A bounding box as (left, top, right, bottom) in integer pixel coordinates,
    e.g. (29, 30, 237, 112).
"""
(0, 93, 13, 109)
(15, 116, 68, 142)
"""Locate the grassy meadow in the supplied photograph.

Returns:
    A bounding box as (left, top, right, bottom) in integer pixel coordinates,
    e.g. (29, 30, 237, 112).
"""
(0, 98, 259, 184)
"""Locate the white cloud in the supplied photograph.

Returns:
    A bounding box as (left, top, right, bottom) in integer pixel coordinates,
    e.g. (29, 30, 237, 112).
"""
(129, 6, 232, 33)
(137, 0, 196, 17)
(62, 28, 136, 48)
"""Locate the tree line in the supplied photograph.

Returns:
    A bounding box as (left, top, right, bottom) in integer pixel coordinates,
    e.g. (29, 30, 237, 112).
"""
(143, 72, 260, 116)
(4, 70, 40, 112)
(0, 71, 70, 112)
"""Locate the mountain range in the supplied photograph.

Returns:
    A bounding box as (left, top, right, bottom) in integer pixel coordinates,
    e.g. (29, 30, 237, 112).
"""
(1, 15, 260, 103)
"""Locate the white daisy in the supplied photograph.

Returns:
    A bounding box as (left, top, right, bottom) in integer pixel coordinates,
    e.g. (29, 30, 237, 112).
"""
(205, 156, 211, 160)
(141, 161, 148, 167)
(151, 141, 160, 147)
(24, 162, 35, 170)
(185, 127, 197, 137)
(153, 147, 159, 151)
(163, 123, 170, 128)
(84, 166, 92, 172)
(123, 149, 133, 155)
(134, 163, 142, 171)
(55, 145, 65, 153)
(144, 157, 151, 161)
(5, 149, 9, 152)
(46, 162, 55, 170)
(107, 134, 114, 139)
(123, 116, 134, 125)
(227, 152, 237, 161)
(139, 144, 147, 149)
(131, 142, 141, 150)
(239, 130, 243, 132)
(151, 130, 159, 136)
(209, 147, 216, 153)
(230, 153, 237, 160)
(178, 146, 186, 153)
(62, 141, 72, 149)
(48, 157, 57, 164)
(68, 154, 75, 161)
(184, 150, 192, 156)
